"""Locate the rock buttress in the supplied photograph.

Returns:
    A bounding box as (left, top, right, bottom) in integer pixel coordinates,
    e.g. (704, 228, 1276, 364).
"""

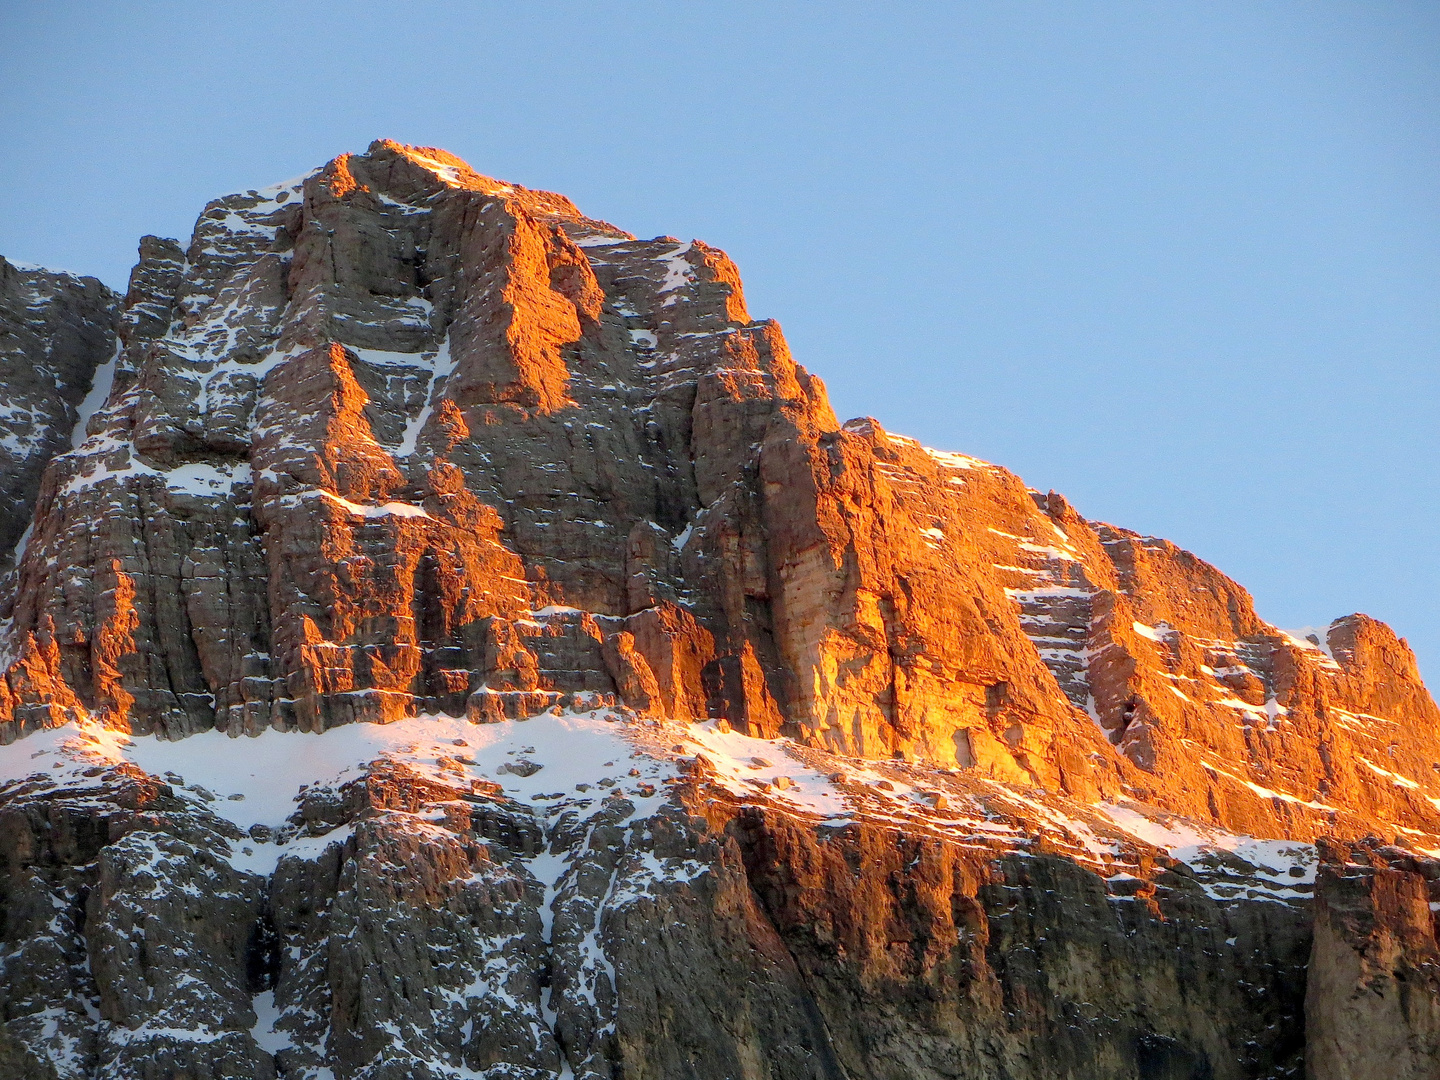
(0, 257, 118, 569)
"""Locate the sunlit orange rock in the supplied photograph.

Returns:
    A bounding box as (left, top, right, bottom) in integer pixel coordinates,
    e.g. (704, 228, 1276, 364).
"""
(1, 139, 1436, 858)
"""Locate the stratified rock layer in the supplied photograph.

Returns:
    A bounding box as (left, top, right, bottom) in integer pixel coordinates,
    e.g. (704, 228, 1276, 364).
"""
(0, 141, 1437, 1080)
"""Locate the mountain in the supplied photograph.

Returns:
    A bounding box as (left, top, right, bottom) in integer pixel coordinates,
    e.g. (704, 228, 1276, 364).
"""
(0, 140, 1434, 1080)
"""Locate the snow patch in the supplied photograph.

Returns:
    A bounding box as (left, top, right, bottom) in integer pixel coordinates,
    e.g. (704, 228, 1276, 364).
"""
(395, 334, 455, 459)
(2, 713, 652, 830)
(319, 491, 433, 521)
(683, 723, 852, 824)
(924, 446, 990, 471)
(1199, 760, 1339, 812)
(69, 342, 119, 449)
(1132, 621, 1174, 643)
(1280, 625, 1341, 667)
(1099, 803, 1317, 903)
(250, 991, 296, 1055)
(1358, 757, 1421, 791)
(656, 242, 693, 302)
(573, 233, 635, 248)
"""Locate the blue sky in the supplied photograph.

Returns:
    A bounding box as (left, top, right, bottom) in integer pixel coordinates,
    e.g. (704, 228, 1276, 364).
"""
(2, 2, 1436, 682)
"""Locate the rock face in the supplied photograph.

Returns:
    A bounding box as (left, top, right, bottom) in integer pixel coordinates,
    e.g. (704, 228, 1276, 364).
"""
(0, 715, 1324, 1080)
(0, 140, 1436, 1079)
(0, 257, 118, 571)
(1306, 838, 1440, 1080)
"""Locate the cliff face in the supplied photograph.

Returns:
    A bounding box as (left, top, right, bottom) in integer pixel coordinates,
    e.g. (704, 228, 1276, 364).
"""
(0, 258, 117, 572)
(1306, 839, 1440, 1080)
(0, 714, 1322, 1080)
(0, 141, 1435, 1080)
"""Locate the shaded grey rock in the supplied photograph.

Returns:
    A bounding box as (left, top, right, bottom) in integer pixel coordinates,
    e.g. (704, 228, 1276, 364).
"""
(0, 752, 1324, 1080)
(0, 256, 118, 570)
(1305, 837, 1440, 1080)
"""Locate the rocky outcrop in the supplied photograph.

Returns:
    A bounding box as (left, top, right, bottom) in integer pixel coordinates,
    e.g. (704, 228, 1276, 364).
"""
(0, 710, 1324, 1080)
(0, 257, 118, 571)
(802, 425, 1440, 844)
(1, 140, 1438, 1079)
(1305, 838, 1440, 1080)
(730, 805, 1312, 1080)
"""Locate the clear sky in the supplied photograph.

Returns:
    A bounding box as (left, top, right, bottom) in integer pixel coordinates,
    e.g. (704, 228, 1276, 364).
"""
(3, 2, 1436, 683)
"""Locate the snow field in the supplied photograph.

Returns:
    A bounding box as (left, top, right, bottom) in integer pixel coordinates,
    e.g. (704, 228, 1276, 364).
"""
(0, 707, 1329, 907)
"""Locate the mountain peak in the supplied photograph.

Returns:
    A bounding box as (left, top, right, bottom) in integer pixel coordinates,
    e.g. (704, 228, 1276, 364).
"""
(366, 138, 499, 190)
(0, 145, 1435, 1080)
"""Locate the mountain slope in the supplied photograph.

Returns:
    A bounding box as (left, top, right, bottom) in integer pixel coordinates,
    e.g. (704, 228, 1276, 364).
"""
(0, 141, 1435, 1080)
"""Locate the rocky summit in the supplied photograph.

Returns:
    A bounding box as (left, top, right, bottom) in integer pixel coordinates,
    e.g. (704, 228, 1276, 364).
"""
(0, 140, 1434, 1080)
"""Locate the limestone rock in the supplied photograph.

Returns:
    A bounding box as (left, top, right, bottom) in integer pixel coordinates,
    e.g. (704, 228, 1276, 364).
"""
(0, 257, 118, 571)
(0, 713, 1323, 1079)
(1, 140, 1438, 1078)
(1305, 837, 1440, 1080)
